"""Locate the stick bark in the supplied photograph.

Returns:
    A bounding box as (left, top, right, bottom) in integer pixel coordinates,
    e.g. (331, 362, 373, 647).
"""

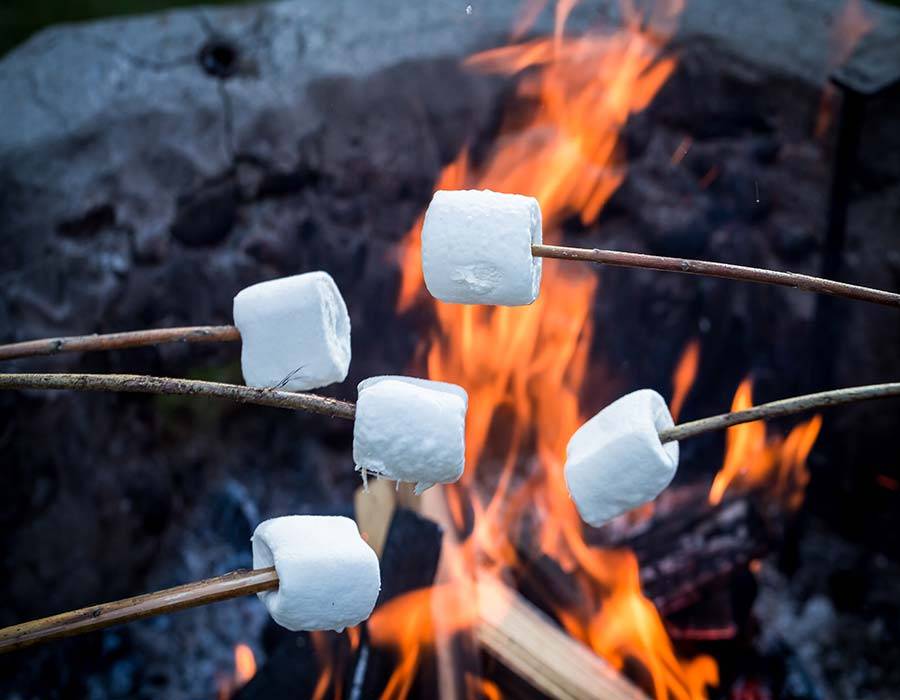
(0, 567, 278, 654)
(533, 244, 900, 308)
(0, 373, 356, 420)
(0, 326, 240, 361)
(659, 382, 900, 443)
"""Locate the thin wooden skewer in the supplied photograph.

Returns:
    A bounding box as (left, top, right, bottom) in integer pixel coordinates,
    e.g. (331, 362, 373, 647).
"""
(0, 567, 278, 654)
(0, 373, 356, 420)
(2, 247, 898, 365)
(0, 325, 240, 362)
(1, 374, 898, 436)
(532, 244, 900, 308)
(659, 382, 900, 443)
(0, 378, 897, 655)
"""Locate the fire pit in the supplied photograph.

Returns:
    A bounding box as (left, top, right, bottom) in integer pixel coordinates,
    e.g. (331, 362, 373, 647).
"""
(1, 1, 899, 699)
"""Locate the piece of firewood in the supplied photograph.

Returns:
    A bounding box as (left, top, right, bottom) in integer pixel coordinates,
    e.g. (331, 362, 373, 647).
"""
(476, 577, 649, 700)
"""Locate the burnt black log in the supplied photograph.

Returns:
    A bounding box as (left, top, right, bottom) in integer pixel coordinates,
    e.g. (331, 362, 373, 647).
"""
(514, 490, 768, 639)
(346, 508, 443, 700)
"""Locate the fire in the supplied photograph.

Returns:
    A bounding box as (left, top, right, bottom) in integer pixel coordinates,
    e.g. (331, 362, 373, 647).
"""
(234, 643, 257, 684)
(466, 673, 503, 700)
(708, 378, 822, 509)
(670, 339, 700, 421)
(217, 643, 257, 699)
(387, 1, 719, 698)
(368, 584, 483, 700)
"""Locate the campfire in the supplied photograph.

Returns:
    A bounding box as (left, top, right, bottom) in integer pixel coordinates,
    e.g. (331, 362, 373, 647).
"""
(2, 0, 900, 699)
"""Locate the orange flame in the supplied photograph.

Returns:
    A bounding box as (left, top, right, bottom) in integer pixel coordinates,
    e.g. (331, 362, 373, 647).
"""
(368, 584, 483, 700)
(466, 673, 504, 700)
(234, 644, 257, 685)
(709, 379, 822, 509)
(670, 339, 700, 421)
(386, 2, 718, 699)
(217, 643, 257, 700)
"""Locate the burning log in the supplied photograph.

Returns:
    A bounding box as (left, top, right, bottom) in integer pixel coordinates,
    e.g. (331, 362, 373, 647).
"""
(513, 489, 768, 643)
(475, 577, 649, 700)
(624, 497, 767, 618)
(346, 506, 444, 699)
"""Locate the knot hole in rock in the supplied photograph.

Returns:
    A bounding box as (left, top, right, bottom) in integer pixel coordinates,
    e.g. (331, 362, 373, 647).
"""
(198, 39, 240, 79)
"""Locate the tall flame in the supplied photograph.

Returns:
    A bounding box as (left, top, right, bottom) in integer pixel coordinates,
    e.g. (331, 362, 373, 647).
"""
(217, 643, 257, 700)
(670, 339, 700, 421)
(709, 378, 822, 509)
(388, 2, 719, 698)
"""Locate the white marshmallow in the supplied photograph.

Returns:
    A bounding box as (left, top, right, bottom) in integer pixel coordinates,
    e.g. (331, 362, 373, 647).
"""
(233, 271, 351, 391)
(564, 389, 679, 527)
(353, 375, 467, 493)
(422, 189, 542, 306)
(252, 515, 380, 632)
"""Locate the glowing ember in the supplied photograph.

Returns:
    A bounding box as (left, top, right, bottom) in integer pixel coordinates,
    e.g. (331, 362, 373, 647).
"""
(709, 378, 822, 509)
(391, 1, 719, 698)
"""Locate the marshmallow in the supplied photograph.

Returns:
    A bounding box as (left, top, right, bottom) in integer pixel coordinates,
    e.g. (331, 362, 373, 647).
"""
(252, 515, 380, 631)
(233, 271, 351, 391)
(422, 189, 542, 306)
(564, 389, 679, 527)
(353, 375, 467, 493)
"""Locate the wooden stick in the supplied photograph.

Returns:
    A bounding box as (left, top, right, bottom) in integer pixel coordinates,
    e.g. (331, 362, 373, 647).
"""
(1, 374, 896, 440)
(476, 577, 648, 700)
(0, 325, 240, 362)
(2, 244, 896, 363)
(533, 244, 900, 308)
(0, 373, 356, 420)
(659, 381, 900, 443)
(0, 567, 278, 654)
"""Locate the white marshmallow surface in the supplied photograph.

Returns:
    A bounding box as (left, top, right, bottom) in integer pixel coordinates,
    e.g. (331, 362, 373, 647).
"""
(233, 271, 351, 391)
(353, 375, 467, 493)
(564, 389, 679, 527)
(252, 515, 380, 632)
(422, 189, 542, 306)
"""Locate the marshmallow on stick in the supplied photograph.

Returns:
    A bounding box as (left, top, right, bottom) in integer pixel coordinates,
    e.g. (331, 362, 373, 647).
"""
(233, 271, 351, 391)
(252, 515, 380, 632)
(422, 189, 542, 306)
(565, 389, 679, 527)
(353, 375, 467, 492)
